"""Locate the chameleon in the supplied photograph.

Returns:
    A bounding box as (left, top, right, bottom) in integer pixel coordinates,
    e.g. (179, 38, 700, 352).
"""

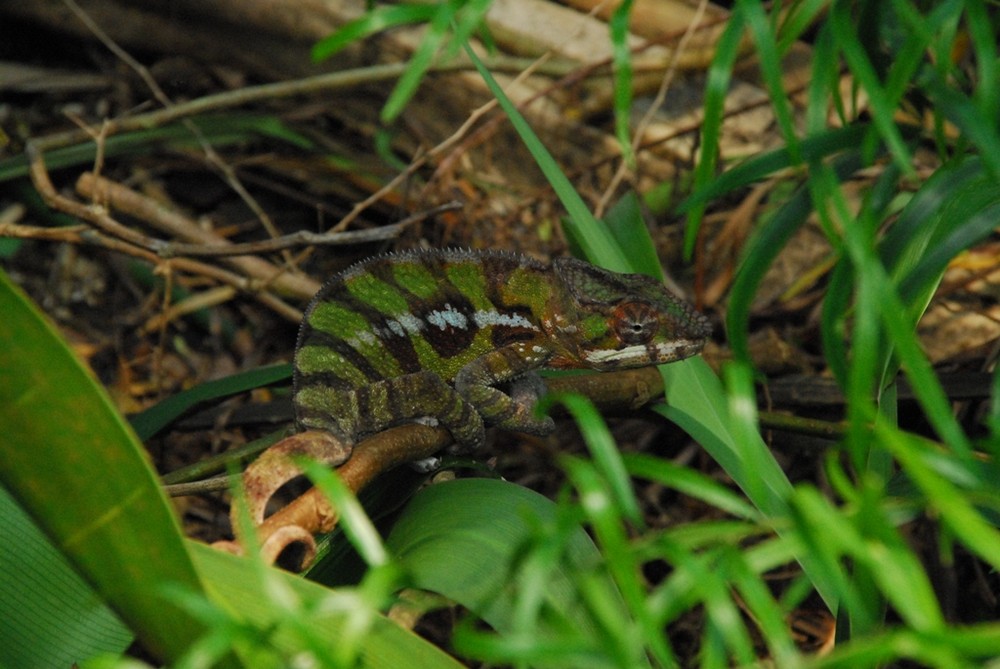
(293, 248, 711, 455)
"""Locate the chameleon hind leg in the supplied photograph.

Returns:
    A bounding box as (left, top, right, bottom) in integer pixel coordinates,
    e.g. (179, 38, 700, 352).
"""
(349, 371, 486, 450)
(296, 371, 485, 450)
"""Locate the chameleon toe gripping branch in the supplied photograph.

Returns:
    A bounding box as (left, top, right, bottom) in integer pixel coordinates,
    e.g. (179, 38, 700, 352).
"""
(231, 249, 711, 568)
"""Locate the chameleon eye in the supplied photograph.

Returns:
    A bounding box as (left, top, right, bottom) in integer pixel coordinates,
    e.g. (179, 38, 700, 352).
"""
(613, 301, 659, 345)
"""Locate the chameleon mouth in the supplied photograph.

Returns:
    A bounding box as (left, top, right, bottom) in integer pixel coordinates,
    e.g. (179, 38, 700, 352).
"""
(582, 338, 706, 370)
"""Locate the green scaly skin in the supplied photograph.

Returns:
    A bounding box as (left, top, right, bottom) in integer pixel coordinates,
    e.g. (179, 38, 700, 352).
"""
(293, 248, 711, 453)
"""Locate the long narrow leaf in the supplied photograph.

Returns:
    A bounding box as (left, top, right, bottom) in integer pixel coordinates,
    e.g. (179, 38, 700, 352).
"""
(684, 7, 745, 255)
(0, 269, 238, 667)
(463, 43, 629, 272)
(129, 363, 291, 441)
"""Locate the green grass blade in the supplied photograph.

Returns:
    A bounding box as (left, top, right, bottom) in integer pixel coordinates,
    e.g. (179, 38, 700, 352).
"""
(964, 0, 999, 122)
(897, 185, 1000, 309)
(543, 393, 642, 526)
(300, 460, 391, 569)
(835, 195, 974, 457)
(684, 7, 745, 255)
(657, 358, 842, 611)
(0, 116, 311, 184)
(880, 158, 984, 281)
(187, 542, 465, 668)
(600, 192, 665, 279)
(830, 2, 914, 173)
(610, 0, 636, 166)
(562, 457, 670, 667)
(463, 43, 629, 272)
(728, 152, 864, 362)
(743, 0, 801, 163)
(335, 0, 495, 123)
(654, 364, 775, 508)
(381, 1, 460, 122)
(878, 424, 1000, 574)
(311, 3, 439, 61)
(677, 125, 869, 214)
(623, 453, 759, 521)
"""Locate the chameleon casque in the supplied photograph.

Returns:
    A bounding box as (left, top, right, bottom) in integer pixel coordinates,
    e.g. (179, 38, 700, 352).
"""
(293, 248, 711, 455)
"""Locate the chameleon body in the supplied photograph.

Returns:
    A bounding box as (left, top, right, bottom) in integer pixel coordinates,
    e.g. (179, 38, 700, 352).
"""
(293, 248, 711, 452)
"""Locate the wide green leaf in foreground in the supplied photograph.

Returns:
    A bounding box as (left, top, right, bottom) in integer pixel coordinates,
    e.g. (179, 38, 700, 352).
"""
(386, 477, 649, 668)
(0, 268, 226, 666)
(0, 486, 132, 669)
(0, 266, 472, 668)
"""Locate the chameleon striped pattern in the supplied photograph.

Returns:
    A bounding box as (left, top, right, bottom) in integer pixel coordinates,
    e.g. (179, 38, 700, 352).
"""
(293, 248, 711, 452)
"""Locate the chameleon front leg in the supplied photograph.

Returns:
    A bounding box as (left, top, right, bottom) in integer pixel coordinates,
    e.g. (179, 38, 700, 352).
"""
(454, 341, 556, 436)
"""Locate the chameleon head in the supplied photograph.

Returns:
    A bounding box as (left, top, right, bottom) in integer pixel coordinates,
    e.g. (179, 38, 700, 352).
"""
(546, 257, 712, 371)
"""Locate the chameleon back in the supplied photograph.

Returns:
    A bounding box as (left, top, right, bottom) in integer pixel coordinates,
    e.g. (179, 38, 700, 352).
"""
(293, 249, 554, 442)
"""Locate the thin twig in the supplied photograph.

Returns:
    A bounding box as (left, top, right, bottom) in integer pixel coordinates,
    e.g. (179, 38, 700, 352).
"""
(27, 142, 167, 253)
(149, 202, 460, 258)
(165, 475, 233, 496)
(29, 57, 575, 154)
(17, 149, 308, 321)
(62, 0, 291, 264)
(75, 171, 320, 299)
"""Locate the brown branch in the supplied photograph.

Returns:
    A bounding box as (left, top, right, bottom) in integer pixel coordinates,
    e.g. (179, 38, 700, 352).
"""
(19, 146, 306, 321)
(63, 0, 290, 257)
(251, 425, 449, 568)
(27, 143, 164, 252)
(219, 365, 669, 569)
(75, 171, 320, 299)
(28, 57, 574, 155)
(135, 202, 459, 258)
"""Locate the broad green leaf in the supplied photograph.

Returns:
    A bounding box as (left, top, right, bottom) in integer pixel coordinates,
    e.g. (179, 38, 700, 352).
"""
(0, 268, 238, 667)
(658, 359, 791, 518)
(658, 358, 841, 611)
(385, 478, 644, 667)
(0, 487, 132, 669)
